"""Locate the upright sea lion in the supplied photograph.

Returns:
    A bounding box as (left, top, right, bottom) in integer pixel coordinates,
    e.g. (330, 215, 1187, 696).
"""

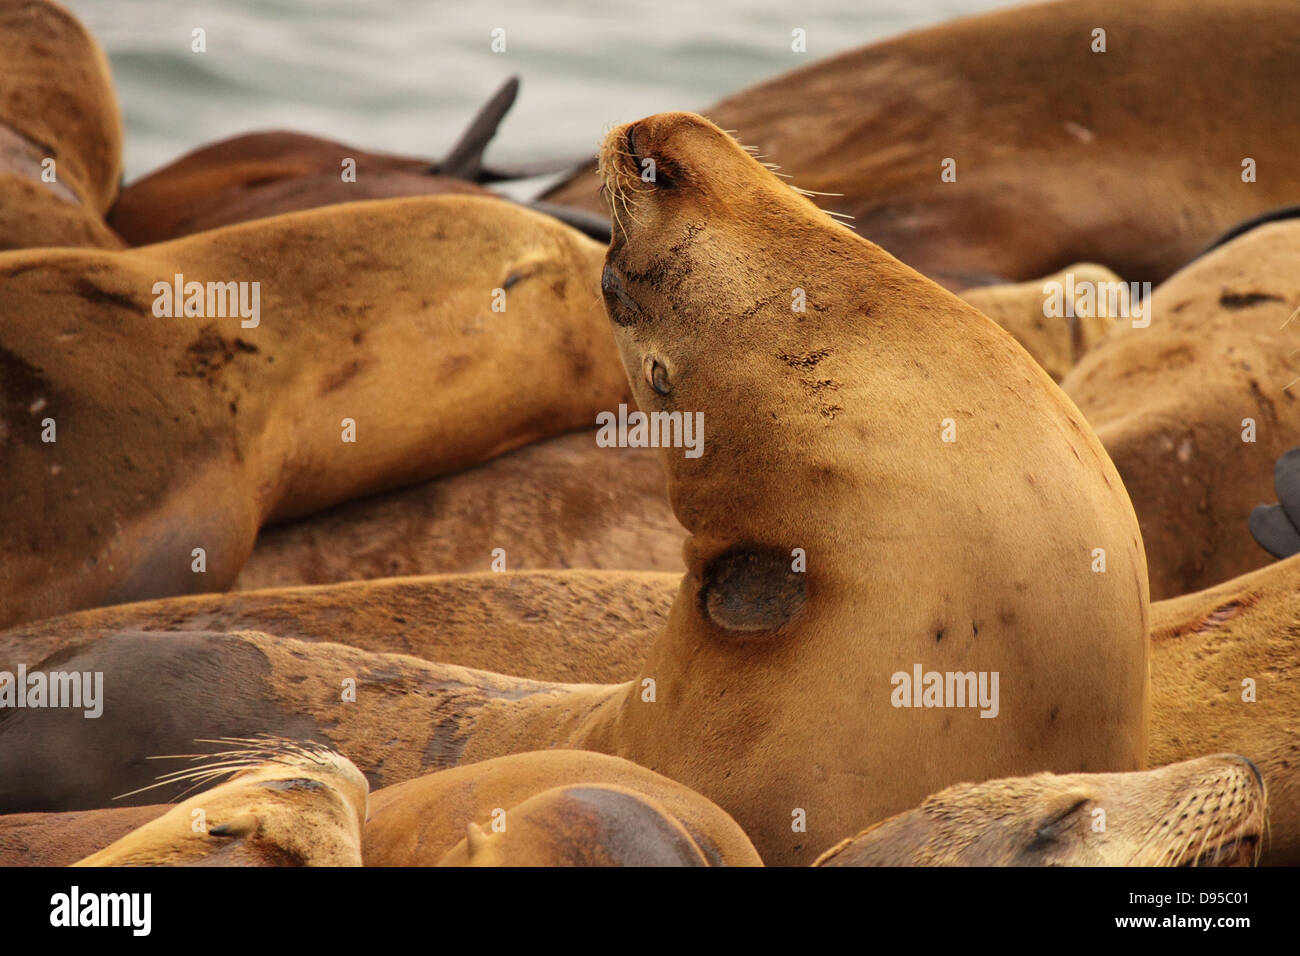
(958, 264, 1120, 382)
(234, 430, 682, 592)
(0, 195, 628, 628)
(73, 737, 368, 866)
(0, 0, 124, 248)
(1061, 219, 1300, 599)
(365, 750, 760, 867)
(0, 570, 674, 683)
(109, 77, 608, 244)
(2, 113, 1148, 866)
(815, 755, 1265, 867)
(545, 0, 1300, 289)
(1149, 553, 1300, 865)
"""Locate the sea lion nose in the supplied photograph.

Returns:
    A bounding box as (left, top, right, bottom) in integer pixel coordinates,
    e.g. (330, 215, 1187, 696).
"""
(601, 262, 642, 326)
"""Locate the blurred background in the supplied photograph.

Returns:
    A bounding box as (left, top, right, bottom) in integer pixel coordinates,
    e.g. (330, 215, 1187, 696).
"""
(67, 0, 1005, 187)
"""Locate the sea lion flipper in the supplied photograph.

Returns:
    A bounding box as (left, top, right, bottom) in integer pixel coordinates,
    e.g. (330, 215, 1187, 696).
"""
(1248, 504, 1300, 559)
(1273, 447, 1300, 529)
(438, 76, 520, 181)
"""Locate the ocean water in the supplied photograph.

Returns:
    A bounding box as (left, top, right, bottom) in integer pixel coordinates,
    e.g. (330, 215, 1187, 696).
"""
(65, 0, 1004, 188)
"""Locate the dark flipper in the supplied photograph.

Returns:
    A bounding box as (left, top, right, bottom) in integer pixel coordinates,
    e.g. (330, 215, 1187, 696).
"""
(1274, 447, 1300, 529)
(1248, 504, 1300, 559)
(438, 76, 521, 181)
(526, 201, 611, 243)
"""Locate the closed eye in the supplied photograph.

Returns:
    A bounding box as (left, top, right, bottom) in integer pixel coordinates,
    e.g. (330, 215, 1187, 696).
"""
(1029, 797, 1090, 848)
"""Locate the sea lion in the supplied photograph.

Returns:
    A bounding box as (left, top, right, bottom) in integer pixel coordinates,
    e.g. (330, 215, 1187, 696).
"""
(1149, 553, 1300, 865)
(2, 112, 1148, 866)
(544, 0, 1300, 289)
(814, 755, 1265, 867)
(233, 430, 683, 592)
(364, 750, 760, 866)
(1061, 219, 1300, 599)
(0, 570, 674, 683)
(0, 0, 124, 249)
(108, 77, 608, 244)
(73, 737, 368, 866)
(958, 264, 1120, 382)
(0, 195, 628, 628)
(0, 804, 164, 866)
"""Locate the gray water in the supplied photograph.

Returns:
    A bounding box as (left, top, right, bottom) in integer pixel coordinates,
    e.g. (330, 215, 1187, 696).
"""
(65, 0, 1005, 186)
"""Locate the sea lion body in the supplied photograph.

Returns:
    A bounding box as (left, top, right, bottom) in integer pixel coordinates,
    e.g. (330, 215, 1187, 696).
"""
(0, 195, 628, 627)
(815, 755, 1265, 867)
(0, 0, 124, 249)
(1062, 220, 1300, 598)
(233, 430, 682, 591)
(546, 0, 1300, 289)
(108, 131, 489, 245)
(1149, 554, 1300, 865)
(959, 264, 1120, 382)
(365, 750, 760, 866)
(73, 738, 368, 866)
(0, 805, 165, 866)
(0, 570, 674, 683)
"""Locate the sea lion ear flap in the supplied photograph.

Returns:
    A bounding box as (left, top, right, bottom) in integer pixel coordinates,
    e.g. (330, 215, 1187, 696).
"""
(699, 547, 806, 633)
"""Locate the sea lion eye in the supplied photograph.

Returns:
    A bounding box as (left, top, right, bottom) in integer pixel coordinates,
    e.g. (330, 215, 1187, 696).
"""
(1030, 796, 1089, 847)
(644, 355, 671, 395)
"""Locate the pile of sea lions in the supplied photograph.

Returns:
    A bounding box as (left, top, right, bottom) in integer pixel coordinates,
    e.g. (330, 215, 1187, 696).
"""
(1, 0, 1297, 867)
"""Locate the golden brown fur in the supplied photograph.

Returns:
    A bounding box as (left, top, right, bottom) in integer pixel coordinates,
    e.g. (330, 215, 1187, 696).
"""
(959, 264, 1119, 382)
(0, 0, 124, 248)
(73, 738, 368, 866)
(1150, 554, 1300, 865)
(546, 0, 1300, 289)
(815, 755, 1265, 867)
(1062, 221, 1300, 599)
(0, 113, 1150, 867)
(0, 195, 628, 628)
(108, 131, 489, 245)
(234, 430, 683, 591)
(0, 570, 674, 683)
(0, 805, 165, 866)
(365, 750, 760, 866)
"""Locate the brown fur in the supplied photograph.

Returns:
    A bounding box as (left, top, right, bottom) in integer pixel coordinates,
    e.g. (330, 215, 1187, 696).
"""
(365, 750, 760, 866)
(0, 570, 675, 683)
(1062, 221, 1300, 599)
(0, 805, 165, 866)
(0, 113, 1150, 867)
(545, 0, 1300, 289)
(1149, 553, 1300, 865)
(73, 739, 368, 866)
(0, 195, 629, 628)
(959, 264, 1119, 382)
(0, 0, 124, 248)
(815, 755, 1265, 867)
(234, 430, 683, 591)
(108, 131, 489, 245)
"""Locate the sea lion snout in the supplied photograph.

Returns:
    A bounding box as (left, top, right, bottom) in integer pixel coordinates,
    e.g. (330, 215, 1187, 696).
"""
(600, 261, 643, 326)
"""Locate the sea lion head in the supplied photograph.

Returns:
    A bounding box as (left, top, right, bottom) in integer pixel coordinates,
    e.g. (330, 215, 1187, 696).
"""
(595, 112, 1147, 867)
(813, 754, 1266, 867)
(73, 736, 369, 866)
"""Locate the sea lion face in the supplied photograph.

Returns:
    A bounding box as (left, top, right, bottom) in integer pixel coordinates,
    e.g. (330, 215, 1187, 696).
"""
(596, 112, 1148, 866)
(815, 755, 1266, 867)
